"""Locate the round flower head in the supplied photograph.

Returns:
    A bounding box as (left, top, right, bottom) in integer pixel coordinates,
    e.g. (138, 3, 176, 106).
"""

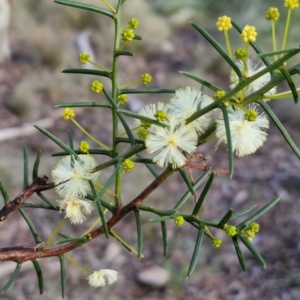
(230, 59, 276, 97)
(167, 87, 213, 134)
(240, 25, 257, 43)
(141, 73, 152, 85)
(79, 141, 90, 153)
(122, 28, 134, 41)
(58, 197, 93, 224)
(91, 80, 103, 93)
(216, 105, 269, 157)
(145, 118, 197, 168)
(225, 225, 237, 237)
(63, 108, 75, 120)
(79, 52, 90, 64)
(128, 18, 139, 29)
(216, 15, 232, 32)
(52, 155, 100, 198)
(212, 238, 222, 248)
(88, 269, 118, 287)
(136, 102, 168, 128)
(284, 0, 299, 10)
(266, 7, 280, 21)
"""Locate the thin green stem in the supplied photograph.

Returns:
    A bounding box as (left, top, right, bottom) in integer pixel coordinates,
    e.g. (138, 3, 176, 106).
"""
(224, 31, 233, 59)
(224, 30, 238, 87)
(109, 229, 139, 256)
(46, 218, 66, 246)
(70, 118, 111, 150)
(64, 254, 93, 273)
(87, 60, 111, 72)
(117, 125, 140, 138)
(263, 87, 300, 100)
(271, 21, 278, 61)
(281, 9, 292, 56)
(101, 0, 117, 14)
(245, 42, 249, 57)
(138, 204, 175, 216)
(111, 0, 125, 208)
(82, 218, 100, 236)
(119, 79, 142, 89)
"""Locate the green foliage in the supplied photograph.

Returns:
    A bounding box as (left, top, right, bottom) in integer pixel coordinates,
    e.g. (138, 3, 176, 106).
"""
(1, 0, 300, 297)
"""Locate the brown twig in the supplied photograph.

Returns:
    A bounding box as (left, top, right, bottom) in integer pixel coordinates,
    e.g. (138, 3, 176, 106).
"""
(0, 168, 175, 262)
(0, 176, 54, 222)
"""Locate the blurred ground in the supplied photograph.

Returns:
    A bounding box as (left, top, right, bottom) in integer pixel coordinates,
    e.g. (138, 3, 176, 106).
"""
(1, 1, 300, 299)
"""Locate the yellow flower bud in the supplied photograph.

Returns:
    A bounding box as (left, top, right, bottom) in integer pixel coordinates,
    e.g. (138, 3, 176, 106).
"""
(118, 94, 128, 105)
(216, 16, 232, 32)
(122, 29, 135, 41)
(138, 127, 148, 139)
(225, 225, 237, 237)
(79, 141, 90, 153)
(79, 52, 90, 64)
(249, 222, 260, 233)
(128, 18, 139, 29)
(141, 73, 152, 85)
(174, 215, 185, 227)
(266, 7, 280, 20)
(284, 0, 299, 10)
(63, 108, 75, 120)
(212, 238, 223, 248)
(154, 110, 168, 122)
(244, 109, 258, 122)
(214, 90, 226, 100)
(122, 159, 135, 172)
(91, 80, 103, 94)
(240, 25, 257, 43)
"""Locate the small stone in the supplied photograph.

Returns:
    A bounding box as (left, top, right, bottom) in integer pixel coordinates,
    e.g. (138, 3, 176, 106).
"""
(137, 266, 170, 288)
(233, 189, 249, 204)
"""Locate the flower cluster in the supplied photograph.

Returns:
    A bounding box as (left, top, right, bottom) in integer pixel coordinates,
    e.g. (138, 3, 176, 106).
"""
(141, 73, 152, 85)
(284, 0, 299, 10)
(216, 16, 232, 32)
(241, 222, 260, 242)
(122, 28, 135, 41)
(168, 87, 213, 134)
(88, 269, 118, 287)
(266, 7, 280, 21)
(230, 59, 276, 96)
(174, 215, 185, 226)
(224, 225, 237, 237)
(52, 155, 101, 224)
(212, 238, 223, 248)
(121, 18, 139, 42)
(137, 87, 213, 168)
(91, 80, 103, 93)
(216, 105, 269, 157)
(122, 159, 135, 172)
(128, 18, 139, 29)
(79, 141, 90, 153)
(118, 94, 128, 105)
(240, 25, 257, 43)
(79, 52, 90, 64)
(63, 108, 75, 120)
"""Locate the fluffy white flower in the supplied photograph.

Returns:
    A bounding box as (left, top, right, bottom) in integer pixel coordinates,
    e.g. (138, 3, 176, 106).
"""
(52, 155, 100, 198)
(145, 118, 197, 168)
(136, 102, 168, 127)
(58, 197, 94, 224)
(230, 59, 276, 97)
(167, 86, 213, 133)
(88, 269, 118, 287)
(216, 105, 269, 157)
